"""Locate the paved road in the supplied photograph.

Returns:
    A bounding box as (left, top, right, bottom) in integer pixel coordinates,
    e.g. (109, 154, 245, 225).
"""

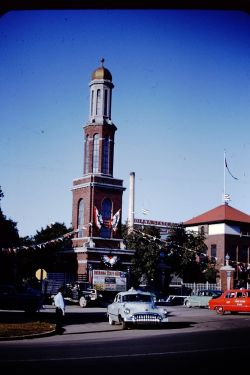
(0, 305, 250, 374)
(39, 303, 250, 339)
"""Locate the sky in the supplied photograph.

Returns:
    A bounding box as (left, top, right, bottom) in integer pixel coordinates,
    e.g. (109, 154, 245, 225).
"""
(1, 9, 250, 237)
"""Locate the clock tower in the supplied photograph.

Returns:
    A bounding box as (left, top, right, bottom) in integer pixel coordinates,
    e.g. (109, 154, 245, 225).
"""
(71, 60, 134, 279)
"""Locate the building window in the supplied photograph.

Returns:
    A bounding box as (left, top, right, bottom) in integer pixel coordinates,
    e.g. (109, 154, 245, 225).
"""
(77, 199, 84, 238)
(100, 198, 112, 238)
(84, 135, 89, 174)
(93, 134, 99, 173)
(102, 136, 109, 174)
(104, 90, 108, 116)
(96, 89, 101, 116)
(90, 90, 94, 117)
(211, 244, 217, 259)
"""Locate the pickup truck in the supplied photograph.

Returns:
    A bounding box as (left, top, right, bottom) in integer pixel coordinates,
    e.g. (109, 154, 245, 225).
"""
(64, 281, 102, 308)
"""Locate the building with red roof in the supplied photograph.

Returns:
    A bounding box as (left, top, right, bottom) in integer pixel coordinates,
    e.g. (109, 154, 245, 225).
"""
(184, 203, 250, 286)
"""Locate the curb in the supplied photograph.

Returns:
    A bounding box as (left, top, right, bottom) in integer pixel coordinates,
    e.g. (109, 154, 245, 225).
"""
(0, 329, 56, 341)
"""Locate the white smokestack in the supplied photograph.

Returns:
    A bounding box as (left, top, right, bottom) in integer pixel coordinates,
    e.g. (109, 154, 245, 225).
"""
(127, 172, 135, 233)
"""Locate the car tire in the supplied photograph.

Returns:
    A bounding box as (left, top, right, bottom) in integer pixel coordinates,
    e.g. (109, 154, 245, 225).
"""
(215, 306, 224, 315)
(121, 319, 128, 330)
(79, 296, 87, 308)
(108, 314, 115, 325)
(185, 300, 191, 308)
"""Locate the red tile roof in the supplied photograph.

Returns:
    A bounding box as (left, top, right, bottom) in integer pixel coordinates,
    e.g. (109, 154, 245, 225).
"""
(184, 204, 250, 226)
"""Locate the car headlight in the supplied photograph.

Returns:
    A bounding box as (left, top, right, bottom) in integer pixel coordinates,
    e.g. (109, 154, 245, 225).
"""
(124, 308, 130, 314)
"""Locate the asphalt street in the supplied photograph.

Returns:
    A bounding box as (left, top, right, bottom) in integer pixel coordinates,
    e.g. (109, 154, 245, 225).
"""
(0, 305, 250, 375)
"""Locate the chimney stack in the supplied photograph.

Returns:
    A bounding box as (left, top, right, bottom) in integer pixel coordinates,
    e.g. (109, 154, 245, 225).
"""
(127, 172, 135, 233)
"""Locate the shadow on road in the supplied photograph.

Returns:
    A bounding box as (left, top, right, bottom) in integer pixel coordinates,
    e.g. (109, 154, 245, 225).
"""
(0, 309, 107, 326)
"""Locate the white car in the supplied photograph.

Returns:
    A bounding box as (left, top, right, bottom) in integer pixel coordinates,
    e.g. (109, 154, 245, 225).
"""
(184, 289, 222, 308)
(107, 289, 168, 329)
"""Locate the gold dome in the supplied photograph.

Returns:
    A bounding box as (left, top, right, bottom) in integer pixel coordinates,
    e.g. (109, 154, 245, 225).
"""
(91, 58, 112, 81)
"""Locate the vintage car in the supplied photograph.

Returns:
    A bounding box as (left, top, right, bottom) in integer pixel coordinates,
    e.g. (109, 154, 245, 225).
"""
(107, 289, 168, 329)
(208, 289, 250, 315)
(184, 289, 222, 308)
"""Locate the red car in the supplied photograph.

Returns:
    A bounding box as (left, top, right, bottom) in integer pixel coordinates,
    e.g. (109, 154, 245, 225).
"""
(208, 289, 250, 315)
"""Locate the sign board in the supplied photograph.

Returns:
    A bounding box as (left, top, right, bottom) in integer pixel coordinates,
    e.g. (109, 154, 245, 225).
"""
(35, 268, 47, 280)
(92, 270, 127, 292)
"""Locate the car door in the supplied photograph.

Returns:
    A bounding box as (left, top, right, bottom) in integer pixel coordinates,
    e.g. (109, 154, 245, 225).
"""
(108, 294, 121, 320)
(234, 291, 248, 312)
(223, 291, 237, 312)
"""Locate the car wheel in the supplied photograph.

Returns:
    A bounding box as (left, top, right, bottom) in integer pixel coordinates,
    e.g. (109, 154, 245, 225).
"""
(108, 314, 115, 325)
(120, 319, 128, 330)
(215, 306, 224, 315)
(79, 296, 87, 308)
(185, 300, 191, 308)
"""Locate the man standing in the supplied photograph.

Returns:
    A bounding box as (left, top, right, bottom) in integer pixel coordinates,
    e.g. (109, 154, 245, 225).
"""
(54, 287, 65, 334)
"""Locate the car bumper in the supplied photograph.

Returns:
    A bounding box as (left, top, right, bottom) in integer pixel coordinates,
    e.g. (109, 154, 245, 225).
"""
(124, 313, 168, 324)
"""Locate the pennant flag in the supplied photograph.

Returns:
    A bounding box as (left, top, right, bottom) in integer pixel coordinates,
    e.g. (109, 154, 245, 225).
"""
(94, 206, 103, 229)
(225, 157, 238, 180)
(112, 209, 121, 232)
(142, 208, 149, 215)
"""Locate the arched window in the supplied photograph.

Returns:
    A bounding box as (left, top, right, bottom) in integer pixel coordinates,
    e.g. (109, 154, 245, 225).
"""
(84, 135, 89, 174)
(104, 90, 108, 116)
(96, 89, 101, 116)
(77, 199, 84, 238)
(90, 90, 94, 117)
(100, 198, 112, 238)
(93, 134, 99, 173)
(102, 136, 109, 174)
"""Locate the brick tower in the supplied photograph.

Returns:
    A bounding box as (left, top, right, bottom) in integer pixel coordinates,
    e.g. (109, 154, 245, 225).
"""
(71, 60, 134, 288)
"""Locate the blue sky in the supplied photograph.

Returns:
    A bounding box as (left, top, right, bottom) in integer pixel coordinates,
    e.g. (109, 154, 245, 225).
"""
(1, 9, 250, 237)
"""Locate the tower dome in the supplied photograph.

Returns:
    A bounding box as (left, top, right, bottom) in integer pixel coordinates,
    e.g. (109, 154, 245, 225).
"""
(91, 58, 112, 81)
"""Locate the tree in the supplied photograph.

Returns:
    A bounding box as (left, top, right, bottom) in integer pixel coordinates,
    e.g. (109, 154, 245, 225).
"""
(123, 225, 163, 289)
(15, 222, 73, 282)
(34, 222, 71, 244)
(166, 225, 214, 282)
(123, 223, 213, 290)
(0, 186, 19, 249)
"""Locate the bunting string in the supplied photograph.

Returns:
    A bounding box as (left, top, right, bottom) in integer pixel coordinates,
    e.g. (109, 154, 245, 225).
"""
(1, 229, 76, 254)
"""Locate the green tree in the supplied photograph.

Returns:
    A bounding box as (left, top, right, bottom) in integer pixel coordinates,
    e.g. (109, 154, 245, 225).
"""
(0, 186, 19, 249)
(0, 186, 20, 282)
(123, 223, 213, 289)
(16, 222, 73, 281)
(166, 225, 211, 282)
(124, 225, 163, 288)
(34, 222, 71, 244)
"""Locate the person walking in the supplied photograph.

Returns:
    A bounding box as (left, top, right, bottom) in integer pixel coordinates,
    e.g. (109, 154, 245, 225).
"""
(54, 287, 65, 334)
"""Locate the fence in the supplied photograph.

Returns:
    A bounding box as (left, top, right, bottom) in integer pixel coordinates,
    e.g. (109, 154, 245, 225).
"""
(170, 281, 221, 294)
(172, 281, 250, 292)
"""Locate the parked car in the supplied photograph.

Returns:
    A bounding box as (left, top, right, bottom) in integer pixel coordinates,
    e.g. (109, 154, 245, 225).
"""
(0, 284, 43, 313)
(155, 295, 186, 306)
(184, 289, 222, 308)
(107, 288, 169, 329)
(208, 289, 250, 315)
(63, 281, 102, 308)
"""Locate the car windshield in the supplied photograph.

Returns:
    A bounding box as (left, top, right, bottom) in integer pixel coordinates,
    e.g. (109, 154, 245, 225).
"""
(122, 294, 152, 303)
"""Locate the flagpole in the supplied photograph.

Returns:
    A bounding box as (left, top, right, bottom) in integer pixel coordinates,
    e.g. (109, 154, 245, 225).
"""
(224, 150, 226, 204)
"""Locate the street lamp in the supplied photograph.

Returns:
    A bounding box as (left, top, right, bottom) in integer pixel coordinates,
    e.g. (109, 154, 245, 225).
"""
(225, 254, 232, 290)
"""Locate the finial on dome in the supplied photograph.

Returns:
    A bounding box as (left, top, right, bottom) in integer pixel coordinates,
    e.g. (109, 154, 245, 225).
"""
(100, 58, 105, 67)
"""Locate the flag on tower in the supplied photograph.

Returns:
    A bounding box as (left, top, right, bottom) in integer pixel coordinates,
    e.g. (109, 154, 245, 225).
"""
(225, 157, 238, 180)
